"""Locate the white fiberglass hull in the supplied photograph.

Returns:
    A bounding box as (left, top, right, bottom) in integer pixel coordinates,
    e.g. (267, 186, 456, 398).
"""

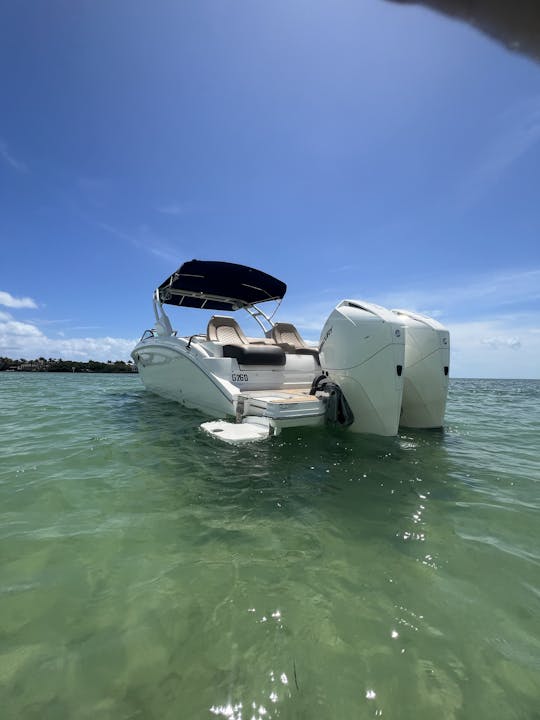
(132, 339, 236, 418)
(131, 337, 325, 430)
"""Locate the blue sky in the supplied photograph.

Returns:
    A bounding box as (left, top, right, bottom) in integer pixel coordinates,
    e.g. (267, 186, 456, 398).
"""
(1, 1, 539, 377)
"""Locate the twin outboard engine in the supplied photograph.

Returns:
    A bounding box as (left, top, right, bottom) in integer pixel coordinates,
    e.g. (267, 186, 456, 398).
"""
(392, 309, 450, 428)
(319, 300, 450, 436)
(319, 300, 405, 436)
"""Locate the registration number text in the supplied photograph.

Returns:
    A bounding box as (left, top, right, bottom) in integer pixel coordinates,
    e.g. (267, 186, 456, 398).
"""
(232, 373, 249, 382)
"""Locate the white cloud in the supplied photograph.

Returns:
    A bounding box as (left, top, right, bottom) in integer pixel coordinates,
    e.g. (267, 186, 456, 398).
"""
(448, 316, 539, 378)
(1, 319, 43, 338)
(0, 290, 38, 309)
(1, 332, 136, 362)
(0, 313, 135, 361)
(481, 336, 521, 350)
(0, 287, 136, 361)
(37, 336, 136, 361)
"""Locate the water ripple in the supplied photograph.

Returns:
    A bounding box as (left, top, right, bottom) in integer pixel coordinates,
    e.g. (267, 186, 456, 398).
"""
(1, 374, 539, 719)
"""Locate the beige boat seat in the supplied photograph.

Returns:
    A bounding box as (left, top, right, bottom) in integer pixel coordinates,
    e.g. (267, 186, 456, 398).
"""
(207, 315, 249, 344)
(207, 315, 286, 366)
(271, 322, 320, 360)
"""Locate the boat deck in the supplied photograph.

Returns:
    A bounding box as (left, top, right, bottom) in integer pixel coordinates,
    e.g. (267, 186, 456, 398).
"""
(238, 387, 324, 427)
(239, 388, 319, 404)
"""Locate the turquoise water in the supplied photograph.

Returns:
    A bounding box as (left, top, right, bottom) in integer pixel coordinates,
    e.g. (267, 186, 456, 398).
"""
(1, 374, 539, 719)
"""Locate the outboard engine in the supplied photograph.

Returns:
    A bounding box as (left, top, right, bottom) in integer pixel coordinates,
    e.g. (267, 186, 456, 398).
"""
(392, 309, 450, 428)
(319, 300, 405, 436)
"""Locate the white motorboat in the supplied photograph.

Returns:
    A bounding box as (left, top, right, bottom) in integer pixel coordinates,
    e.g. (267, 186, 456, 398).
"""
(131, 260, 450, 442)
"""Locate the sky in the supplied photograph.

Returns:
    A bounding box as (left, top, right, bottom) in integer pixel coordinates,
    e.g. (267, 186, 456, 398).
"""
(1, 0, 539, 378)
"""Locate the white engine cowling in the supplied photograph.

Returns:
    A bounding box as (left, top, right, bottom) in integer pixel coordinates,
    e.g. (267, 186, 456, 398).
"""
(319, 300, 405, 436)
(392, 309, 450, 428)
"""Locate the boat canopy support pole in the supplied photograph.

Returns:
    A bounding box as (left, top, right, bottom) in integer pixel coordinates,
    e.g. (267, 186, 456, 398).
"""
(244, 300, 282, 334)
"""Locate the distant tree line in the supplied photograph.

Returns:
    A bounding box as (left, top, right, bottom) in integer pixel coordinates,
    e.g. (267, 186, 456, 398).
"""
(0, 357, 137, 373)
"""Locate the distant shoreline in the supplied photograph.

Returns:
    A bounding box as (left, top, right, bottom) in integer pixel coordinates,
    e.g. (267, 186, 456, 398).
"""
(0, 358, 137, 373)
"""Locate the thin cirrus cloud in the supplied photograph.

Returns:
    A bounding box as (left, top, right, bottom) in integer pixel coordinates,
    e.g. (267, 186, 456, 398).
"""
(156, 203, 188, 216)
(97, 222, 180, 264)
(0, 139, 28, 174)
(373, 268, 540, 318)
(456, 96, 540, 209)
(287, 269, 540, 377)
(291, 268, 540, 330)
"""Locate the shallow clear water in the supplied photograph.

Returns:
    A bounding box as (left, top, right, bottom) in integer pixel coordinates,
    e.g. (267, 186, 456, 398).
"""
(1, 374, 539, 719)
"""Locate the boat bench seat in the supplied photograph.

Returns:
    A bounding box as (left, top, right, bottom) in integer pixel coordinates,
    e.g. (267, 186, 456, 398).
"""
(279, 344, 320, 359)
(222, 344, 286, 366)
(270, 323, 320, 361)
(207, 315, 308, 364)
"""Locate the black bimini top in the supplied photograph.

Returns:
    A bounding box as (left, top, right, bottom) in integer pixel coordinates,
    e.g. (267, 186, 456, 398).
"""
(157, 259, 287, 311)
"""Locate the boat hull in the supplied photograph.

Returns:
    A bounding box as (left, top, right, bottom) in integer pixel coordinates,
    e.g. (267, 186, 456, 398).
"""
(132, 340, 236, 418)
(131, 338, 325, 429)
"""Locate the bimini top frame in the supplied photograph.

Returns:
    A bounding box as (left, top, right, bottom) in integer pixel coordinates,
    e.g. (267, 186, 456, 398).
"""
(155, 259, 287, 333)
